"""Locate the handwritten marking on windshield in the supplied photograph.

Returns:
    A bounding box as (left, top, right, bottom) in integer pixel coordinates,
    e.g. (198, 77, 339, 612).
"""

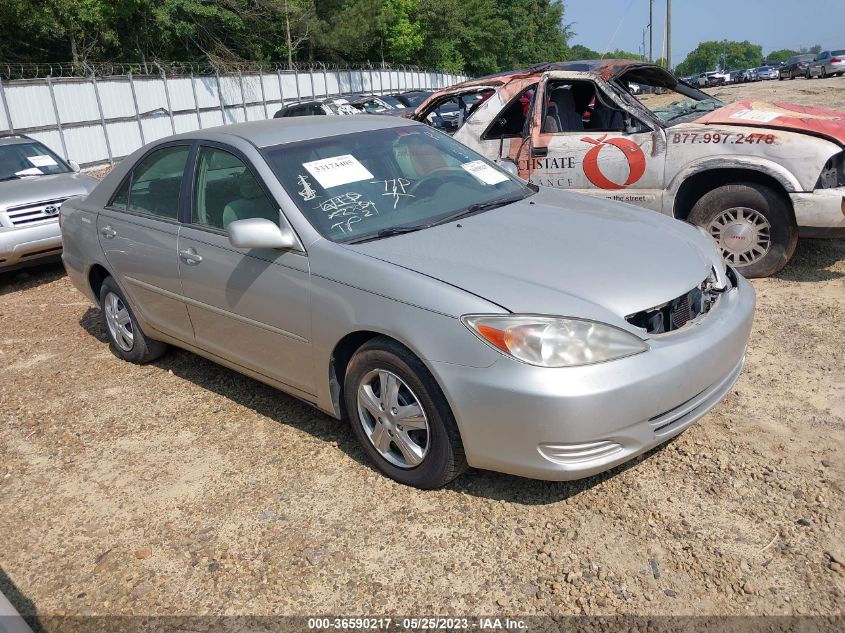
(297, 174, 318, 201)
(318, 192, 379, 235)
(371, 178, 415, 209)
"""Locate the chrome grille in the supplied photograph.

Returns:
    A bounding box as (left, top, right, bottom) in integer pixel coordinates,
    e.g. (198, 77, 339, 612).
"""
(5, 198, 66, 226)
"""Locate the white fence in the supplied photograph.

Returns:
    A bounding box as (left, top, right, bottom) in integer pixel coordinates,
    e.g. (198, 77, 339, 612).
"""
(0, 66, 468, 169)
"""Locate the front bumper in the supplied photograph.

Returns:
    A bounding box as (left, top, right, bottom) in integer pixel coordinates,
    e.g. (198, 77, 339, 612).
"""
(791, 187, 845, 234)
(0, 220, 62, 269)
(431, 273, 756, 481)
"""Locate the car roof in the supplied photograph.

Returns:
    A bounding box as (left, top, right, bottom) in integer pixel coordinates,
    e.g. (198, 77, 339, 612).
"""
(169, 115, 419, 149)
(0, 135, 34, 146)
(445, 59, 654, 90)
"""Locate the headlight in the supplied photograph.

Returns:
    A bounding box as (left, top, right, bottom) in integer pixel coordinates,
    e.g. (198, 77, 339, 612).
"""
(461, 315, 649, 368)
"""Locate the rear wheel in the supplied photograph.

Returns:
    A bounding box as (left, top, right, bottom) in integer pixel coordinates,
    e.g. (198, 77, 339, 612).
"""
(344, 337, 466, 489)
(688, 183, 797, 278)
(99, 277, 167, 363)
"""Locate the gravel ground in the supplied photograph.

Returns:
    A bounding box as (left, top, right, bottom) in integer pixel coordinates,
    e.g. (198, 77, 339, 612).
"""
(0, 79, 843, 622)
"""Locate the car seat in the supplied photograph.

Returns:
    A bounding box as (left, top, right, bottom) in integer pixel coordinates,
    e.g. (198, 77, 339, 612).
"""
(222, 173, 278, 229)
(542, 88, 584, 133)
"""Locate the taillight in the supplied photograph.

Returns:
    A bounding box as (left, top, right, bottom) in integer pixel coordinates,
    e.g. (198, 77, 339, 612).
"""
(832, 58, 842, 63)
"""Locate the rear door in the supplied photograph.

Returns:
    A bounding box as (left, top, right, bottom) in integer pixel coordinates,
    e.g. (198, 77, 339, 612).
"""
(96, 143, 194, 342)
(521, 72, 666, 211)
(176, 143, 314, 395)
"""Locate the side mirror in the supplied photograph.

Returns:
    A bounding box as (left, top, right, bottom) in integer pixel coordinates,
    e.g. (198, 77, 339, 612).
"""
(68, 160, 81, 173)
(228, 218, 296, 250)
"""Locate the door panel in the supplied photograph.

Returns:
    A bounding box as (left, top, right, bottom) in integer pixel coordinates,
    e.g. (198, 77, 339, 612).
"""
(522, 76, 667, 212)
(177, 229, 313, 393)
(179, 145, 314, 394)
(97, 145, 193, 341)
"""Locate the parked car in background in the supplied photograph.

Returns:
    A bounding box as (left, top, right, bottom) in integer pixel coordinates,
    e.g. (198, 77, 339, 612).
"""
(807, 50, 845, 78)
(390, 91, 432, 108)
(60, 115, 754, 488)
(412, 59, 845, 278)
(273, 98, 359, 118)
(1, 133, 97, 271)
(779, 54, 816, 80)
(729, 69, 747, 84)
(744, 68, 759, 82)
(754, 66, 779, 80)
(345, 94, 396, 114)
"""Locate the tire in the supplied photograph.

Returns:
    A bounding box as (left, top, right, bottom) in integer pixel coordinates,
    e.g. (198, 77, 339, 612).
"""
(688, 183, 798, 278)
(99, 276, 167, 364)
(343, 336, 467, 489)
(821, 68, 827, 79)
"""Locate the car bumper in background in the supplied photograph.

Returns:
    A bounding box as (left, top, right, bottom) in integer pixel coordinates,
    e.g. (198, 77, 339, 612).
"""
(792, 187, 845, 232)
(431, 273, 756, 481)
(0, 220, 62, 270)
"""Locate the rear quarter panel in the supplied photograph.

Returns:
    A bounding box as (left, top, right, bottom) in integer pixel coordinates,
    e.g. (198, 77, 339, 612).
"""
(60, 195, 107, 304)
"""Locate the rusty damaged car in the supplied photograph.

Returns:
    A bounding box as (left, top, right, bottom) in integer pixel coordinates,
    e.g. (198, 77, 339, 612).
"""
(411, 60, 845, 278)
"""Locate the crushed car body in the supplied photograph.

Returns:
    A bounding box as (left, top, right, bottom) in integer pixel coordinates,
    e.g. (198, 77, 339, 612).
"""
(412, 60, 845, 277)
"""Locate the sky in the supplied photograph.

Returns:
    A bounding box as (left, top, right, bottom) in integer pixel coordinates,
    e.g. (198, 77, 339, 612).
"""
(565, 0, 845, 67)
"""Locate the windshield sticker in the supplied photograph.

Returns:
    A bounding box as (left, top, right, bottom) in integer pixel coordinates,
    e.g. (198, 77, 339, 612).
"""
(371, 178, 414, 209)
(27, 155, 58, 168)
(303, 155, 374, 189)
(729, 109, 780, 123)
(296, 174, 318, 201)
(461, 160, 509, 185)
(15, 167, 43, 176)
(317, 192, 379, 236)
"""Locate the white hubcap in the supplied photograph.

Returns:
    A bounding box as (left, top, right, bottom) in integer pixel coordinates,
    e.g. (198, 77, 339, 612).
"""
(707, 207, 771, 266)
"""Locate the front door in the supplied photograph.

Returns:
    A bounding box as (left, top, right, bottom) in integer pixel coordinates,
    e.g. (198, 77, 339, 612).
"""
(96, 144, 194, 342)
(522, 74, 667, 212)
(177, 145, 314, 395)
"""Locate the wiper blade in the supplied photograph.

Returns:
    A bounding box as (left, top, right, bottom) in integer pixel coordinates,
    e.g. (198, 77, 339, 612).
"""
(431, 193, 526, 226)
(0, 175, 21, 182)
(345, 223, 433, 244)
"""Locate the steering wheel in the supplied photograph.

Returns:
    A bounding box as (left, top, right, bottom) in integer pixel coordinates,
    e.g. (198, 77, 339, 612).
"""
(408, 167, 477, 198)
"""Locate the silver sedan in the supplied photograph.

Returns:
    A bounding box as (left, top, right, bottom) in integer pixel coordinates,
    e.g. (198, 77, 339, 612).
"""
(61, 116, 755, 488)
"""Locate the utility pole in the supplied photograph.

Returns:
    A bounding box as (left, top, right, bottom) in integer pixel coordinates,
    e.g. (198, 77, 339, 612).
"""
(649, 0, 654, 62)
(666, 0, 672, 71)
(642, 29, 647, 62)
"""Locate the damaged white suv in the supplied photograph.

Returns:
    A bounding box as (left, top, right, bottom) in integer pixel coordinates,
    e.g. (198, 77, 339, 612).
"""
(412, 60, 845, 277)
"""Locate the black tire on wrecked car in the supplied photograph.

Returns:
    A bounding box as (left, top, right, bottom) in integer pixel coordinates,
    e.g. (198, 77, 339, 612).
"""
(99, 276, 168, 364)
(343, 336, 467, 489)
(688, 183, 798, 279)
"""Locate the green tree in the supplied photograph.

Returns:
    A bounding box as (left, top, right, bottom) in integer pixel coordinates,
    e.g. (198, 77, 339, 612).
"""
(766, 48, 798, 63)
(675, 40, 763, 76)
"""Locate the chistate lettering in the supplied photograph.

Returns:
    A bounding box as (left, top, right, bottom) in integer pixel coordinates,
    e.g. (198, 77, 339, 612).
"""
(519, 156, 577, 171)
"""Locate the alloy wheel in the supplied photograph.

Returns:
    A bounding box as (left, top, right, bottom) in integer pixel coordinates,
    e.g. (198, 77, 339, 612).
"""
(104, 291, 134, 352)
(706, 206, 772, 267)
(357, 369, 430, 468)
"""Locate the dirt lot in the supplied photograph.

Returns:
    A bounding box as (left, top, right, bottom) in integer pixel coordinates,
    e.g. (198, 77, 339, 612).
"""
(1, 78, 844, 623)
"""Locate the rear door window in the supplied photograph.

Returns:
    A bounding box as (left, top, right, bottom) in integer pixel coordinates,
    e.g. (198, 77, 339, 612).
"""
(109, 145, 189, 220)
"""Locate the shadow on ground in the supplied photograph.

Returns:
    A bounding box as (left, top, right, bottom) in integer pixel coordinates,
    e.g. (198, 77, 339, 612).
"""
(79, 307, 673, 505)
(776, 238, 845, 282)
(0, 261, 65, 297)
(0, 565, 42, 631)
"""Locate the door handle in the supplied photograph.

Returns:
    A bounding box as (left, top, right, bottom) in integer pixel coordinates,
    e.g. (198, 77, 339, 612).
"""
(99, 225, 116, 239)
(531, 146, 548, 157)
(179, 248, 203, 265)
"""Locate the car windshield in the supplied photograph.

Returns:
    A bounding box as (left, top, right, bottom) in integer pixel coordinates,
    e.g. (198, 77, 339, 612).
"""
(0, 141, 70, 181)
(636, 88, 723, 125)
(380, 95, 403, 108)
(399, 92, 430, 107)
(262, 125, 532, 243)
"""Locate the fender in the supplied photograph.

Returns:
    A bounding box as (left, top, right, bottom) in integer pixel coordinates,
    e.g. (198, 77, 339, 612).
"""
(665, 156, 803, 217)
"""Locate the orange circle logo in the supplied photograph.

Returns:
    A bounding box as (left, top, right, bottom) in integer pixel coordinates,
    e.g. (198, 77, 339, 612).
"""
(581, 135, 646, 190)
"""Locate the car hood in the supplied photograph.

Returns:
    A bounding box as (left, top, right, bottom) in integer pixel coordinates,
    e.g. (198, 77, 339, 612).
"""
(0, 172, 98, 210)
(346, 188, 717, 323)
(696, 100, 845, 147)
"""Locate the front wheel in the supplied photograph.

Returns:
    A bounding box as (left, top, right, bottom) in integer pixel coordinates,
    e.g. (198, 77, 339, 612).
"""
(688, 183, 797, 278)
(344, 337, 466, 489)
(99, 276, 167, 363)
